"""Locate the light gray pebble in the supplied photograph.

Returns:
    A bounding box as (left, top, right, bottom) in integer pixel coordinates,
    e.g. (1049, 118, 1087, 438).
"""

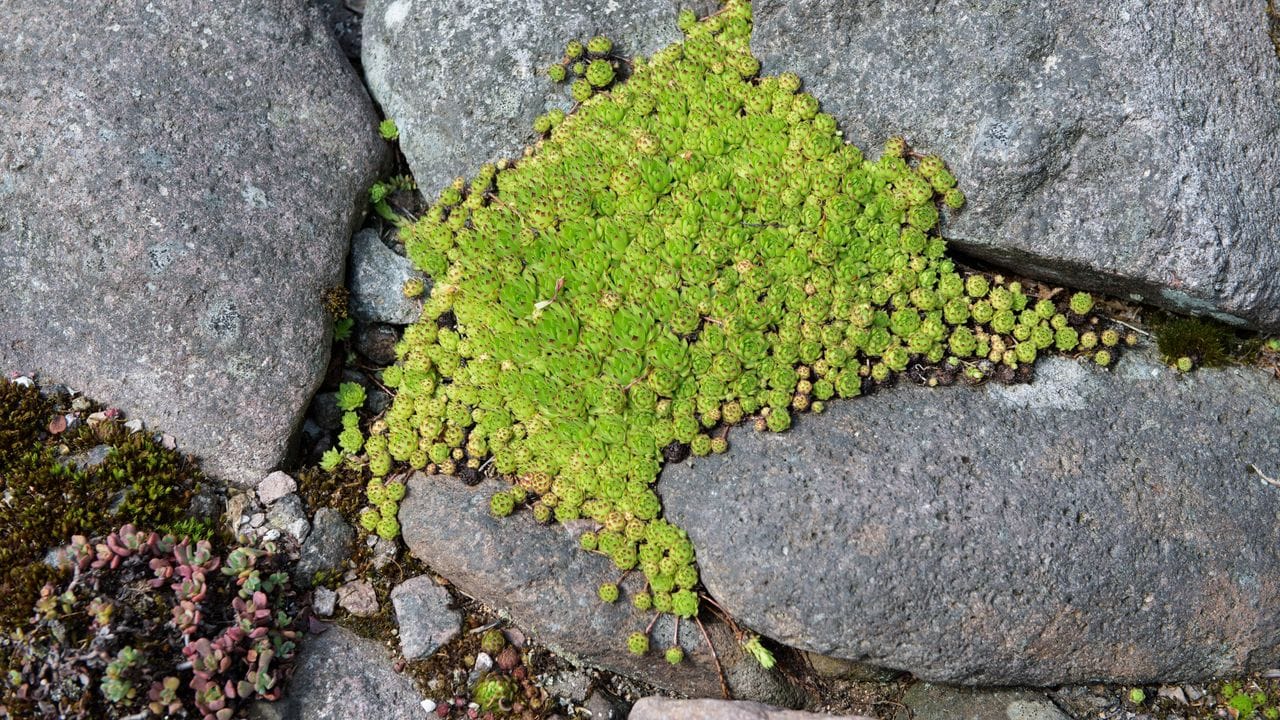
(313, 586, 337, 617)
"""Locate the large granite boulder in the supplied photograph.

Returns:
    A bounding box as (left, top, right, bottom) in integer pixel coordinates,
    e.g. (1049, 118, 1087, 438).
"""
(661, 345, 1280, 685)
(750, 0, 1280, 331)
(0, 0, 388, 485)
(362, 0, 716, 196)
(398, 474, 803, 705)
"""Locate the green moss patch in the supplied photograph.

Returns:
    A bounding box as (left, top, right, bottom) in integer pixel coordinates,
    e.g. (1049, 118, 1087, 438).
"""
(332, 0, 1116, 660)
(0, 378, 206, 631)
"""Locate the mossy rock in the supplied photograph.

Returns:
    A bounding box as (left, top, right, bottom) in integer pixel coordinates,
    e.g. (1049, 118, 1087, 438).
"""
(0, 378, 207, 630)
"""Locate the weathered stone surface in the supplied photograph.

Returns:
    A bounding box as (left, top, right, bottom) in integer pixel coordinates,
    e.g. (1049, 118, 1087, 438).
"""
(661, 345, 1280, 685)
(312, 586, 338, 617)
(750, 0, 1280, 331)
(265, 493, 310, 543)
(256, 626, 426, 720)
(585, 687, 631, 720)
(348, 228, 426, 325)
(629, 698, 874, 720)
(362, 0, 717, 196)
(399, 474, 802, 703)
(338, 579, 380, 617)
(802, 653, 900, 683)
(355, 322, 401, 365)
(295, 508, 355, 587)
(390, 574, 460, 660)
(895, 684, 1069, 720)
(258, 471, 298, 505)
(0, 0, 388, 486)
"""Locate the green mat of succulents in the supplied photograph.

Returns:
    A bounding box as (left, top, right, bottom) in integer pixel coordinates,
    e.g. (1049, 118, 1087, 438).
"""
(335, 0, 1112, 659)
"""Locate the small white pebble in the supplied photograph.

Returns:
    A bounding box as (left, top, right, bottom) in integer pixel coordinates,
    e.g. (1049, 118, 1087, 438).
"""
(13, 376, 33, 387)
(474, 652, 493, 674)
(421, 699, 436, 713)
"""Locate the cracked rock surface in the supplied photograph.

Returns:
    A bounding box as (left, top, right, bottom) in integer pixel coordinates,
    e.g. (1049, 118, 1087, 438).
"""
(662, 344, 1280, 685)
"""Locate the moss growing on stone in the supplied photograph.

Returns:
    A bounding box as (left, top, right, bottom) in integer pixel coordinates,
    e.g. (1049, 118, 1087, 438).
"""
(341, 0, 1116, 658)
(1154, 314, 1241, 369)
(0, 379, 206, 632)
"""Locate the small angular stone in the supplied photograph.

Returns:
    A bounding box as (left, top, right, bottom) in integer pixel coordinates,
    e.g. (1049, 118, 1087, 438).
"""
(313, 586, 338, 617)
(257, 471, 298, 505)
(389, 575, 460, 661)
(337, 580, 379, 617)
(347, 229, 427, 325)
(295, 508, 355, 588)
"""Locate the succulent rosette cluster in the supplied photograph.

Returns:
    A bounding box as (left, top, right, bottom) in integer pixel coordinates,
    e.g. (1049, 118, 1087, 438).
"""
(2, 525, 298, 718)
(334, 0, 1114, 657)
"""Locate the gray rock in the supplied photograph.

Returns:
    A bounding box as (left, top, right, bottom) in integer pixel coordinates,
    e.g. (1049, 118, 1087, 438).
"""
(355, 322, 401, 365)
(338, 580, 380, 617)
(802, 654, 900, 683)
(310, 391, 344, 432)
(257, 471, 298, 505)
(584, 688, 630, 720)
(266, 494, 310, 544)
(389, 574, 460, 660)
(313, 586, 338, 617)
(629, 698, 874, 720)
(399, 473, 803, 703)
(295, 508, 355, 587)
(750, 0, 1280, 331)
(0, 0, 387, 486)
(371, 535, 399, 570)
(362, 0, 717, 196)
(543, 669, 593, 703)
(255, 625, 426, 720)
(895, 684, 1069, 720)
(660, 345, 1280, 685)
(348, 228, 425, 325)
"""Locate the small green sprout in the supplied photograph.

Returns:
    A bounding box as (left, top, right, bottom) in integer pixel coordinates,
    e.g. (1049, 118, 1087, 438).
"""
(319, 448, 343, 472)
(378, 118, 399, 141)
(626, 631, 649, 656)
(336, 381, 366, 412)
(586, 35, 612, 55)
(742, 635, 775, 669)
(333, 316, 354, 342)
(597, 582, 619, 603)
(1069, 292, 1094, 315)
(489, 491, 515, 518)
